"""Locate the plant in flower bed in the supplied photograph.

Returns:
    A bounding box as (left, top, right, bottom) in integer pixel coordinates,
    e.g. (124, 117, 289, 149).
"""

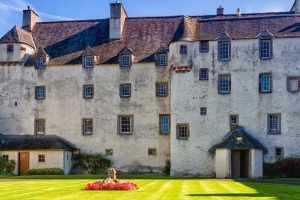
(84, 180, 138, 191)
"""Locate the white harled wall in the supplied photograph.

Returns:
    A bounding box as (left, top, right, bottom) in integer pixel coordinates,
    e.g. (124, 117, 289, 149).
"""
(170, 38, 300, 176)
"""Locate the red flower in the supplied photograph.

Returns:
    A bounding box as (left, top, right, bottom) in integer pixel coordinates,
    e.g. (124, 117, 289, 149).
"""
(84, 181, 138, 191)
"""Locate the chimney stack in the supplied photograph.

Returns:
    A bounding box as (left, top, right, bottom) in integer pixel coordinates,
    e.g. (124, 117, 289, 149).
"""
(217, 6, 224, 16)
(22, 6, 39, 32)
(109, 1, 128, 39)
(237, 8, 241, 17)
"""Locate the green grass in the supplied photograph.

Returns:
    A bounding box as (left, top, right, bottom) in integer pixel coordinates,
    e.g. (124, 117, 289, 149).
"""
(0, 179, 299, 200)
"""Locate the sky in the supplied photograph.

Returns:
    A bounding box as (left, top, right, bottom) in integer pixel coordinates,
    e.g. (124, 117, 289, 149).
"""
(0, 0, 296, 37)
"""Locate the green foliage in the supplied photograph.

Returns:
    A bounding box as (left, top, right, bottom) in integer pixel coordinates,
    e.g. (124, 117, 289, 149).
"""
(25, 168, 64, 175)
(0, 157, 16, 174)
(0, 156, 4, 172)
(73, 153, 112, 174)
(162, 159, 171, 176)
(264, 157, 300, 178)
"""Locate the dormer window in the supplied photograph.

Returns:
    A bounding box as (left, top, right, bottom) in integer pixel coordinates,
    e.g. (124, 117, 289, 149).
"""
(7, 44, 14, 53)
(218, 41, 230, 61)
(84, 56, 94, 68)
(121, 55, 131, 67)
(180, 45, 187, 54)
(37, 57, 46, 68)
(260, 39, 272, 59)
(156, 53, 167, 66)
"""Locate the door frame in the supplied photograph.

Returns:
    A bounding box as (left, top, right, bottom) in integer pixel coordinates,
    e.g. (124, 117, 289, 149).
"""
(231, 149, 250, 178)
(18, 152, 30, 176)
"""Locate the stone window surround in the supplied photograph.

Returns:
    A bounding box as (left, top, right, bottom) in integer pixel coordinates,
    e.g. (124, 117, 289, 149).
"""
(105, 148, 113, 156)
(35, 86, 46, 99)
(259, 39, 272, 60)
(218, 74, 231, 94)
(199, 41, 209, 52)
(267, 113, 281, 135)
(287, 76, 300, 93)
(148, 148, 157, 156)
(37, 57, 46, 69)
(38, 154, 45, 163)
(156, 53, 168, 66)
(118, 115, 134, 135)
(83, 118, 93, 135)
(159, 114, 170, 134)
(176, 123, 190, 139)
(218, 41, 231, 61)
(83, 56, 94, 68)
(259, 73, 272, 93)
(83, 84, 94, 99)
(156, 82, 168, 97)
(199, 68, 209, 80)
(35, 118, 45, 135)
(121, 54, 132, 67)
(119, 83, 131, 98)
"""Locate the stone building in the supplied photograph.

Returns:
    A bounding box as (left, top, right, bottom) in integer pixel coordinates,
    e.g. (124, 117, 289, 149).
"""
(0, 1, 300, 178)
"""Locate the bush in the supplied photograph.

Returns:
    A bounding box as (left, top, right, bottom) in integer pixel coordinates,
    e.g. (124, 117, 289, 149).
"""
(3, 160, 16, 174)
(73, 153, 112, 174)
(264, 157, 300, 178)
(162, 159, 171, 176)
(0, 156, 4, 172)
(25, 168, 64, 175)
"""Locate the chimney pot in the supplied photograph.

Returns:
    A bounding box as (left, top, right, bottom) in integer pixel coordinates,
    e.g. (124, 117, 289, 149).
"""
(237, 8, 241, 16)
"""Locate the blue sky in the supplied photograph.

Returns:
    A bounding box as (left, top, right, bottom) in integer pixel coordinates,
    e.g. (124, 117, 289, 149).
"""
(0, 0, 296, 37)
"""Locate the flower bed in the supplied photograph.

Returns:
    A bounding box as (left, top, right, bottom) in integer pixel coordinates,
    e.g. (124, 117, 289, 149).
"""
(84, 181, 138, 191)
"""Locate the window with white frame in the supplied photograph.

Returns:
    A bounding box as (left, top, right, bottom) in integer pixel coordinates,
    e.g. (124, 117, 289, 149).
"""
(35, 119, 45, 135)
(120, 84, 131, 98)
(200, 107, 207, 116)
(177, 124, 189, 139)
(2, 155, 9, 162)
(200, 41, 209, 52)
(84, 56, 93, 68)
(118, 115, 133, 134)
(83, 85, 94, 98)
(156, 83, 168, 97)
(218, 75, 230, 94)
(287, 77, 299, 92)
(121, 55, 131, 67)
(83, 119, 93, 135)
(218, 41, 230, 60)
(157, 53, 167, 66)
(160, 114, 170, 134)
(36, 86, 46, 99)
(199, 68, 209, 80)
(38, 154, 45, 162)
(268, 114, 280, 134)
(37, 57, 46, 68)
(259, 74, 272, 93)
(260, 40, 271, 59)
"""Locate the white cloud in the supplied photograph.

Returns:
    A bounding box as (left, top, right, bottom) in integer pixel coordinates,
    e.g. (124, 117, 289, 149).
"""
(39, 12, 74, 21)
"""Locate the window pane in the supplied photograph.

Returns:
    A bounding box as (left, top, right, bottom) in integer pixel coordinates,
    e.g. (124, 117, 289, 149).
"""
(120, 116, 132, 133)
(84, 119, 93, 134)
(160, 116, 169, 133)
(37, 57, 46, 68)
(178, 126, 188, 138)
(200, 69, 208, 80)
(122, 55, 130, 67)
(219, 75, 229, 93)
(85, 56, 93, 67)
(219, 42, 229, 60)
(200, 42, 208, 52)
(180, 45, 187, 54)
(157, 54, 167, 66)
(157, 84, 167, 96)
(289, 78, 299, 92)
(269, 115, 279, 132)
(260, 75, 270, 92)
(36, 87, 45, 99)
(121, 85, 130, 97)
(200, 107, 207, 115)
(260, 40, 270, 59)
(36, 120, 45, 135)
(84, 86, 93, 98)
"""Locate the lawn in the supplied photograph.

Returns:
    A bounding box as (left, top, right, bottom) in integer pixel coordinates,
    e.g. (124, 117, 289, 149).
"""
(0, 179, 299, 200)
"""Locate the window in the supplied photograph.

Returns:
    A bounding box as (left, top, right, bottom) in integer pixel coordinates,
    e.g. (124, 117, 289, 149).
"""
(268, 114, 281, 134)
(218, 75, 231, 94)
(148, 148, 157, 156)
(260, 39, 271, 59)
(35, 119, 45, 135)
(156, 53, 167, 66)
(159, 114, 170, 134)
(2, 155, 9, 162)
(230, 115, 239, 130)
(156, 83, 168, 97)
(176, 124, 189, 139)
(218, 41, 230, 61)
(275, 147, 284, 161)
(7, 44, 14, 53)
(36, 86, 46, 99)
(105, 149, 113, 156)
(37, 57, 46, 68)
(180, 45, 187, 54)
(200, 107, 207, 116)
(199, 68, 209, 80)
(200, 41, 209, 52)
(287, 77, 300, 92)
(84, 56, 94, 68)
(118, 115, 133, 134)
(38, 155, 45, 163)
(259, 73, 272, 93)
(83, 85, 94, 98)
(120, 84, 131, 98)
(83, 119, 93, 135)
(121, 55, 131, 67)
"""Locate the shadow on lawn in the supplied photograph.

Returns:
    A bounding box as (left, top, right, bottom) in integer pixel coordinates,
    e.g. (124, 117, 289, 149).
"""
(188, 193, 267, 197)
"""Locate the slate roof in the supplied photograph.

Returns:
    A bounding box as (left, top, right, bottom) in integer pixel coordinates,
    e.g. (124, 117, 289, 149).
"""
(0, 134, 77, 151)
(1, 11, 300, 66)
(209, 127, 268, 154)
(0, 26, 35, 48)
